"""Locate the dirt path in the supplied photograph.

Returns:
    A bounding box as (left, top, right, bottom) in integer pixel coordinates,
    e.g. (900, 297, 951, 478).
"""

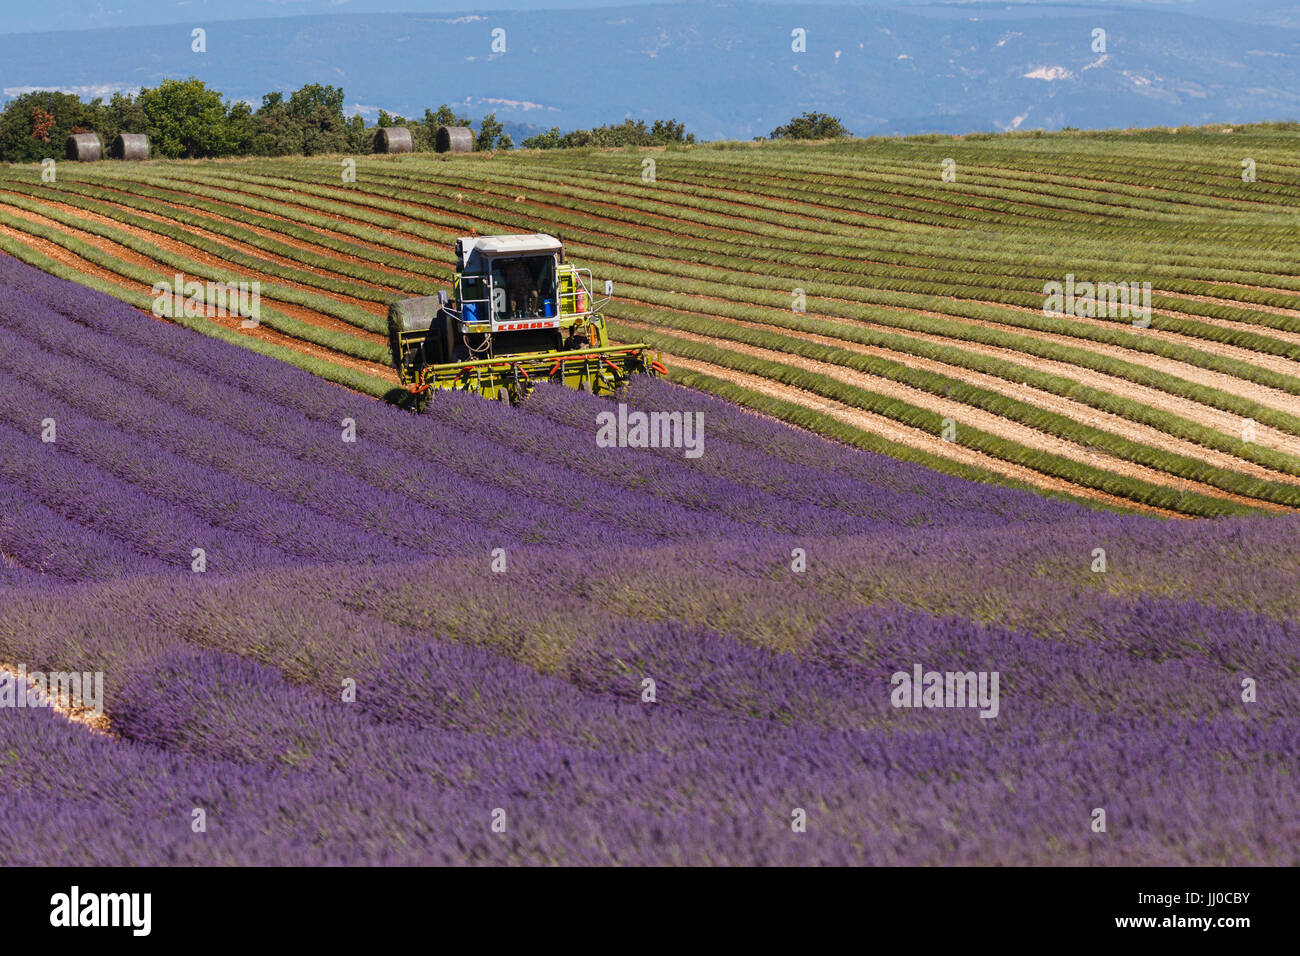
(0, 663, 113, 736)
(1216, 279, 1300, 298)
(0, 190, 387, 318)
(625, 320, 1287, 511)
(617, 306, 1300, 487)
(661, 353, 1182, 517)
(0, 202, 387, 345)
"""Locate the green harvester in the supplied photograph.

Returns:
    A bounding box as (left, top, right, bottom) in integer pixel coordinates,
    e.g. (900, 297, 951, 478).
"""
(388, 233, 665, 405)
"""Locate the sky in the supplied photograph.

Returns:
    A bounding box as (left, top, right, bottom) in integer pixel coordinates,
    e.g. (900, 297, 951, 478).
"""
(5, 0, 689, 35)
(0, 1, 1279, 37)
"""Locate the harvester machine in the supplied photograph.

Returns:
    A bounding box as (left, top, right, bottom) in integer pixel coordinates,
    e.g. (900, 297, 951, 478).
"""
(388, 234, 665, 405)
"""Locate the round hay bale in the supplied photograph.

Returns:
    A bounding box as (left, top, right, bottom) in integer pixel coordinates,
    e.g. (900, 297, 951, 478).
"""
(110, 133, 150, 161)
(436, 126, 474, 153)
(373, 126, 413, 154)
(65, 132, 103, 162)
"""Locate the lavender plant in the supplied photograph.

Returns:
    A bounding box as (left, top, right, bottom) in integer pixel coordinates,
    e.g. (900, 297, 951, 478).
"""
(0, 253, 1296, 866)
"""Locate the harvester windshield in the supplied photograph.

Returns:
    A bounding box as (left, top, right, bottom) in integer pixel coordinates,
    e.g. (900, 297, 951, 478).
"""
(488, 255, 556, 321)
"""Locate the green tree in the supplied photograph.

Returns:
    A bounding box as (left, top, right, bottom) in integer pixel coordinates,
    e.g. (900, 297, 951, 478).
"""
(520, 117, 694, 150)
(252, 91, 294, 155)
(650, 118, 694, 144)
(520, 126, 564, 149)
(138, 78, 238, 157)
(0, 90, 101, 162)
(228, 100, 276, 156)
(345, 114, 369, 153)
(475, 112, 510, 151)
(413, 105, 471, 150)
(93, 92, 149, 146)
(769, 111, 851, 140)
(427, 104, 471, 129)
(287, 83, 349, 155)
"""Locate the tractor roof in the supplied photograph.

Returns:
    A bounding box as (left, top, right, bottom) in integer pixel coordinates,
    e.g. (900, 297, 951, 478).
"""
(457, 234, 562, 270)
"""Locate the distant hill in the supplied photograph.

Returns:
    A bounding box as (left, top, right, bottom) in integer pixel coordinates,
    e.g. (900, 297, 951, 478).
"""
(2, 2, 1297, 138)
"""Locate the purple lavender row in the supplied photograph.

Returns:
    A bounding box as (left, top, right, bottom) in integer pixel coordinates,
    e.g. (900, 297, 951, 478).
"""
(0, 283, 840, 545)
(0, 477, 169, 583)
(0, 286, 627, 544)
(0, 253, 1081, 536)
(3, 640, 1294, 864)
(8, 548, 1294, 751)
(0, 322, 496, 559)
(0, 417, 295, 574)
(527, 376, 1087, 528)
(414, 380, 895, 535)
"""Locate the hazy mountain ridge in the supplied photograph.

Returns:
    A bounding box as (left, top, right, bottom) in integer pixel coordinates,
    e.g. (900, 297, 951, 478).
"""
(4, 3, 1297, 138)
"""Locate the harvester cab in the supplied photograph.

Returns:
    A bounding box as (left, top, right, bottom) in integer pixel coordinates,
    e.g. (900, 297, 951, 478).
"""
(388, 233, 665, 405)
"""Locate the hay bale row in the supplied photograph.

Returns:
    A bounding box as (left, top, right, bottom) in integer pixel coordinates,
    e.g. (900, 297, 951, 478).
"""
(373, 126, 413, 154)
(64, 132, 151, 162)
(363, 123, 480, 155)
(436, 126, 474, 154)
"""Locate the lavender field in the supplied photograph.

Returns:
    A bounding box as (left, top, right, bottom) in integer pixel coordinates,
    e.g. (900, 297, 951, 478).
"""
(0, 252, 1297, 865)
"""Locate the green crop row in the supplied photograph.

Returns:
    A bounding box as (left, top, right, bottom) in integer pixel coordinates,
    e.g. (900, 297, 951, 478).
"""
(122, 167, 463, 255)
(0, 179, 418, 310)
(618, 291, 1300, 483)
(0, 189, 388, 340)
(333, 162, 1300, 324)
(660, 365, 1129, 516)
(0, 206, 389, 365)
(122, 163, 1300, 416)
(607, 277, 1300, 439)
(152, 158, 1300, 313)
(612, 305, 1300, 508)
(611, 321, 1259, 518)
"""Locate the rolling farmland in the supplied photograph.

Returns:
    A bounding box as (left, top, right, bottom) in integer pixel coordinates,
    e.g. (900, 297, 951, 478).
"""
(2, 254, 1298, 865)
(3, 128, 1300, 516)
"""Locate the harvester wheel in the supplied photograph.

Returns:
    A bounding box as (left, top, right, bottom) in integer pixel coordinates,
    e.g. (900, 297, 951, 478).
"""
(420, 340, 439, 369)
(437, 308, 458, 365)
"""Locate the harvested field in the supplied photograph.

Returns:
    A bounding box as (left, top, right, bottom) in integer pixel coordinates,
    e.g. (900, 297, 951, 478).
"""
(4, 129, 1300, 515)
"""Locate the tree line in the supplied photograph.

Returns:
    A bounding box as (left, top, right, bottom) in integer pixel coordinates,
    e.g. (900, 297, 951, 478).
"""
(0, 77, 846, 163)
(521, 118, 695, 150)
(0, 79, 513, 162)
